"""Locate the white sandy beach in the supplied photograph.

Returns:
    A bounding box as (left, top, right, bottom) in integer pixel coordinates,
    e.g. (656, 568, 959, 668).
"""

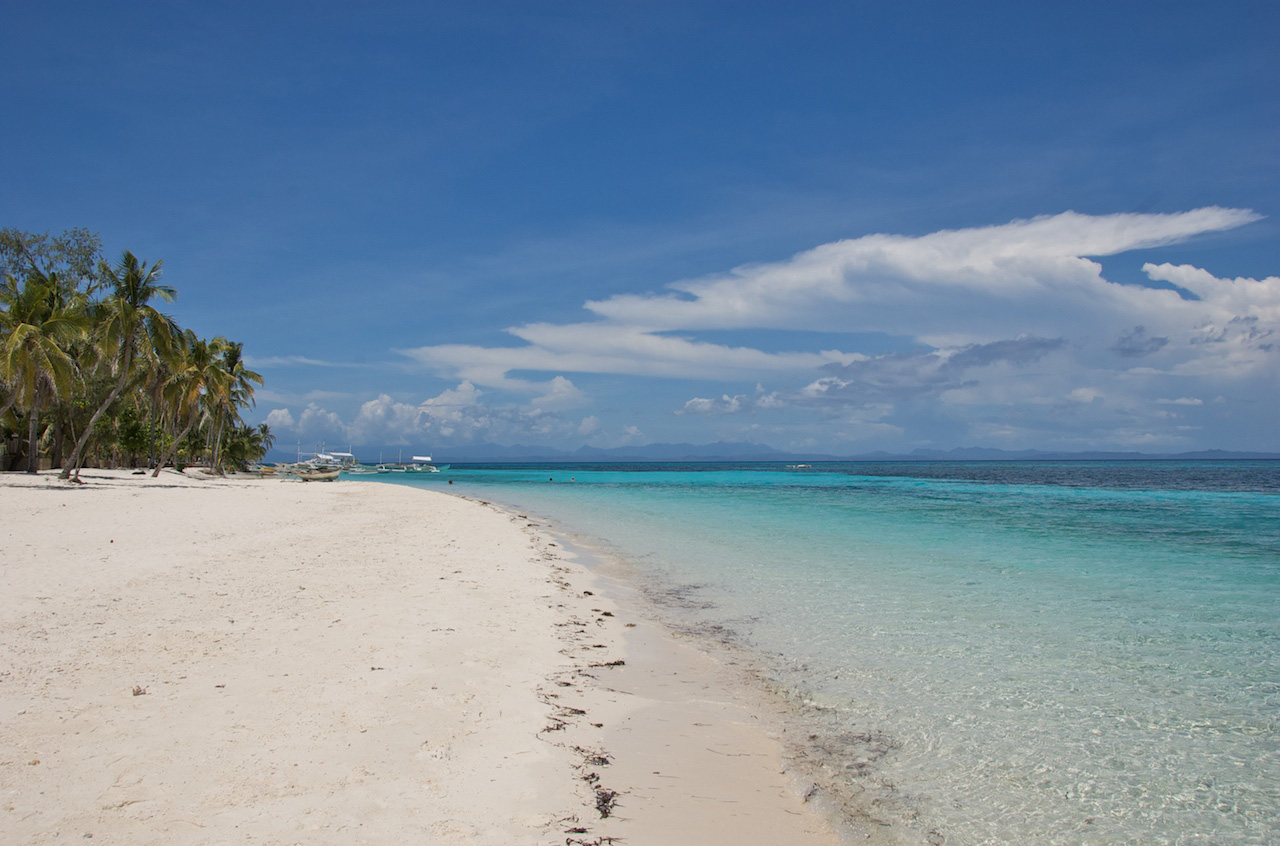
(1, 470, 844, 845)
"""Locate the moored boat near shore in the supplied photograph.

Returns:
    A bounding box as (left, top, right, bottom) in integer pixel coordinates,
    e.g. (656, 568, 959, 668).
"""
(293, 465, 340, 481)
(373, 452, 444, 473)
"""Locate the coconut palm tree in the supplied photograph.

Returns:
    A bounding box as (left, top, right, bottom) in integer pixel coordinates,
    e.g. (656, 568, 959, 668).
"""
(0, 272, 89, 472)
(135, 322, 183, 469)
(60, 251, 177, 480)
(152, 331, 224, 476)
(219, 422, 275, 471)
(207, 340, 262, 474)
(256, 421, 275, 456)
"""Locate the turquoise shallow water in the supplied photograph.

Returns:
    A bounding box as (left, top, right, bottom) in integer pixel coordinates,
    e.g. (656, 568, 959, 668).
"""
(372, 461, 1279, 844)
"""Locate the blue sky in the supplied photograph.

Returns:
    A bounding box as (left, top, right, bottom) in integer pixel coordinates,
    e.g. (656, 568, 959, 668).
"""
(4, 1, 1278, 455)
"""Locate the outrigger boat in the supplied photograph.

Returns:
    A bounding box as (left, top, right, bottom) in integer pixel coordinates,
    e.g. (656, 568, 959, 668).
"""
(375, 452, 443, 473)
(294, 466, 340, 482)
(404, 455, 440, 472)
(313, 450, 359, 470)
(281, 443, 352, 481)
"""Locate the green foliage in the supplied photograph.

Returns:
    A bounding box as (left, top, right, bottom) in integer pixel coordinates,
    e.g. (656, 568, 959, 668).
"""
(1, 268, 91, 471)
(1, 228, 267, 476)
(0, 228, 104, 298)
(104, 403, 150, 466)
(1, 272, 87, 408)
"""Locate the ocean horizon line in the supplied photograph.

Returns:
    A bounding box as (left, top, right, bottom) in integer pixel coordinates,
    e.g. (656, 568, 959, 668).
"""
(266, 442, 1280, 465)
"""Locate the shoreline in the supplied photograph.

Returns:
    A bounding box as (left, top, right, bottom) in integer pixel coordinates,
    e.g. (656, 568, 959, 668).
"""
(1, 470, 848, 844)
(514, 519, 872, 845)
(521, 514, 907, 846)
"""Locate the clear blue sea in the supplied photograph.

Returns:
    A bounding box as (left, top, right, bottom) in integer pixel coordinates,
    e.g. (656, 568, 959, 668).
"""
(370, 461, 1280, 844)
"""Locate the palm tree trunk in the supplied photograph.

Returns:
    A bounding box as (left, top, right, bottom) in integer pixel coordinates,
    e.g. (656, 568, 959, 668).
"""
(51, 416, 65, 469)
(212, 412, 226, 475)
(26, 406, 39, 474)
(147, 383, 161, 469)
(153, 415, 197, 477)
(59, 348, 131, 480)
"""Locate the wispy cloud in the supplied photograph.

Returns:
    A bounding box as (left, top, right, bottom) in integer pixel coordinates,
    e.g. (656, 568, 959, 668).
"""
(401, 325, 853, 385)
(246, 354, 379, 369)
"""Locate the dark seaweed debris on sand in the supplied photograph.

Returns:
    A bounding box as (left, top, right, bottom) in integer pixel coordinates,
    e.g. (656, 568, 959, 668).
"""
(523, 515, 626, 840)
(594, 787, 618, 818)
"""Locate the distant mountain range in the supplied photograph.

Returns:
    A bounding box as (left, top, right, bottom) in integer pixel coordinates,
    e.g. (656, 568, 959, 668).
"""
(274, 441, 1279, 464)
(846, 446, 1280, 462)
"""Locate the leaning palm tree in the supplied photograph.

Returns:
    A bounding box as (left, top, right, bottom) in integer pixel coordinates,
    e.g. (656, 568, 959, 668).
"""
(60, 251, 177, 480)
(0, 272, 89, 472)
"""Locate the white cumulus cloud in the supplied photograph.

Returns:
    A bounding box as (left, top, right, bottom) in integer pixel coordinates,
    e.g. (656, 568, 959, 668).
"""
(400, 208, 1265, 394)
(264, 408, 295, 430)
(584, 207, 1261, 343)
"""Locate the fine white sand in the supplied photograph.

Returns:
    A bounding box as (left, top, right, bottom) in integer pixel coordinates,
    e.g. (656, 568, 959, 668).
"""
(1, 469, 843, 845)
